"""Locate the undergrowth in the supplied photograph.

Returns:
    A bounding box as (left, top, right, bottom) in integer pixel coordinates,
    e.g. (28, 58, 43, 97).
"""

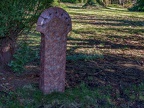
(9, 42, 39, 73)
(0, 82, 144, 108)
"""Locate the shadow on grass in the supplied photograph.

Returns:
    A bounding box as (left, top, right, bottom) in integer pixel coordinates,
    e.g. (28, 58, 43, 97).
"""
(66, 51, 144, 106)
(66, 29, 144, 103)
(66, 52, 144, 86)
(67, 36, 144, 51)
(71, 11, 144, 27)
(67, 6, 83, 9)
(73, 18, 144, 27)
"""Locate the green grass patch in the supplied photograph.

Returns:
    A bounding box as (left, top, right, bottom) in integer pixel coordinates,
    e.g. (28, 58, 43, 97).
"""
(0, 82, 144, 107)
(0, 83, 113, 107)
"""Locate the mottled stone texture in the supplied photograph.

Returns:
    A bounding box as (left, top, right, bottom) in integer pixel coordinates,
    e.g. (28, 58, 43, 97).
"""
(36, 7, 72, 94)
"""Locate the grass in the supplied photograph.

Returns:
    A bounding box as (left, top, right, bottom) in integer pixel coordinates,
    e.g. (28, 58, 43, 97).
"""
(0, 82, 144, 107)
(1, 4, 144, 108)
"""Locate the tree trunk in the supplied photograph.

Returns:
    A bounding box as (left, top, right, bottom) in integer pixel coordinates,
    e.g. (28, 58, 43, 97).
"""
(119, 0, 125, 5)
(119, 0, 122, 4)
(0, 37, 16, 69)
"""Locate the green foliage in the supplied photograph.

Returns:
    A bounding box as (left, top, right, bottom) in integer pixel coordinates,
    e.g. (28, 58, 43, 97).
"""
(82, 0, 104, 8)
(96, 0, 105, 6)
(0, 83, 113, 107)
(129, 0, 144, 11)
(1, 82, 144, 107)
(61, 0, 79, 3)
(52, 0, 60, 6)
(86, 0, 97, 5)
(9, 42, 39, 73)
(0, 0, 54, 38)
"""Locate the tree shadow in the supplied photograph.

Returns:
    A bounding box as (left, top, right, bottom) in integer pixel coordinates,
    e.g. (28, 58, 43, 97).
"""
(73, 18, 144, 27)
(66, 30, 144, 91)
(67, 6, 83, 9)
(66, 50, 144, 106)
(67, 35, 144, 51)
(72, 12, 144, 27)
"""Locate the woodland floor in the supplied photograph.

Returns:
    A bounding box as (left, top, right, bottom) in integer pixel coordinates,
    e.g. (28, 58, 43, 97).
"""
(0, 4, 144, 108)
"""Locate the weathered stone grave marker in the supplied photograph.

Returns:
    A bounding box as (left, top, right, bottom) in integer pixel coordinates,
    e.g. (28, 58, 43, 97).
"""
(36, 7, 72, 94)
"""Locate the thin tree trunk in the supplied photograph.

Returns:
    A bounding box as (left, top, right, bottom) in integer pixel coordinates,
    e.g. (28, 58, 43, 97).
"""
(0, 37, 16, 69)
(119, 0, 122, 4)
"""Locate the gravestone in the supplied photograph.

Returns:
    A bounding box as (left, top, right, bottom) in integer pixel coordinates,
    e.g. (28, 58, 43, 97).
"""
(36, 7, 72, 94)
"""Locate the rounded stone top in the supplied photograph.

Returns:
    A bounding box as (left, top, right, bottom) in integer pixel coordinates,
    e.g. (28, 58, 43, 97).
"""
(36, 7, 72, 34)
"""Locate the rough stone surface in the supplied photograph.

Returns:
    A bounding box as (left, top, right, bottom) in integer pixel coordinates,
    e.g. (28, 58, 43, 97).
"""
(36, 7, 72, 94)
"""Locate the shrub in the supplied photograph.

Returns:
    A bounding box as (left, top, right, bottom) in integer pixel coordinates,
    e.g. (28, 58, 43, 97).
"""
(129, 0, 144, 11)
(9, 42, 39, 73)
(0, 0, 54, 38)
(82, 0, 104, 8)
(0, 0, 54, 67)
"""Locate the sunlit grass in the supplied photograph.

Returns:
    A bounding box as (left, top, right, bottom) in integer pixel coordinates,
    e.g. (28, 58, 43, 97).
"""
(67, 7, 144, 18)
